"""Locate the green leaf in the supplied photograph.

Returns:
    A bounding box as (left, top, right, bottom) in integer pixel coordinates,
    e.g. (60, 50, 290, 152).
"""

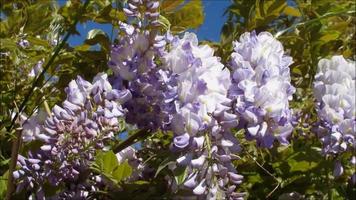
(174, 166, 188, 185)
(154, 156, 176, 178)
(161, 0, 185, 12)
(283, 6, 301, 17)
(319, 32, 340, 43)
(158, 15, 171, 31)
(266, 0, 287, 15)
(85, 29, 110, 52)
(23, 2, 54, 34)
(164, 0, 204, 33)
(109, 10, 126, 23)
(74, 44, 91, 51)
(247, 173, 263, 184)
(287, 158, 318, 172)
(0, 38, 18, 50)
(0, 171, 8, 199)
(95, 150, 119, 174)
(93, 150, 132, 184)
(292, 67, 303, 76)
(112, 161, 132, 182)
(86, 29, 107, 41)
(26, 36, 51, 48)
(248, 0, 287, 29)
(221, 21, 234, 45)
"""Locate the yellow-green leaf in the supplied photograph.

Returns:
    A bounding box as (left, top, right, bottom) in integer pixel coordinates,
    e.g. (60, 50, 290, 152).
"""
(113, 161, 132, 182)
(165, 0, 204, 33)
(283, 6, 301, 17)
(0, 171, 8, 199)
(319, 32, 340, 43)
(94, 150, 119, 174)
(85, 29, 110, 52)
(161, 0, 185, 12)
(158, 15, 171, 30)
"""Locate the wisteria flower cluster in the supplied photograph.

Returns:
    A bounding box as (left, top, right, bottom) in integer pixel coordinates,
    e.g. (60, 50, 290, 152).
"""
(163, 32, 243, 199)
(15, 73, 131, 199)
(228, 31, 296, 148)
(109, 0, 170, 130)
(313, 55, 355, 177)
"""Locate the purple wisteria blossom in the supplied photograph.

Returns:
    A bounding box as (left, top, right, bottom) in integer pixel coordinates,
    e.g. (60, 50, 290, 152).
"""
(163, 32, 244, 199)
(28, 60, 43, 78)
(111, 1, 244, 197)
(313, 55, 355, 178)
(229, 31, 295, 148)
(123, 0, 160, 27)
(18, 39, 30, 48)
(108, 0, 172, 130)
(14, 73, 131, 199)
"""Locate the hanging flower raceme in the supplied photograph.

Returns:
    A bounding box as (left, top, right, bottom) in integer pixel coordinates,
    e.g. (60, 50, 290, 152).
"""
(313, 55, 355, 178)
(163, 32, 243, 199)
(228, 31, 295, 148)
(109, 0, 172, 130)
(14, 73, 132, 199)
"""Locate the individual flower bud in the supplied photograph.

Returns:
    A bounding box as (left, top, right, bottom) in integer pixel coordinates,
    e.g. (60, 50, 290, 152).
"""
(191, 155, 206, 168)
(173, 133, 190, 149)
(333, 160, 344, 177)
(193, 179, 206, 195)
(184, 173, 198, 188)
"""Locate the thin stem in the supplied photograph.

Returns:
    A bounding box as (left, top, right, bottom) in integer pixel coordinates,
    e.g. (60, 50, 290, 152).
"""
(43, 99, 52, 117)
(204, 132, 211, 159)
(243, 150, 282, 198)
(245, 151, 279, 181)
(26, 88, 57, 120)
(113, 129, 151, 153)
(5, 129, 22, 200)
(275, 10, 355, 38)
(6, 0, 91, 132)
(326, 156, 333, 200)
(266, 182, 281, 199)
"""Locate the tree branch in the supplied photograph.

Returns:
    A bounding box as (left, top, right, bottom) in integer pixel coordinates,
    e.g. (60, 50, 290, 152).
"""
(5, 129, 22, 200)
(113, 129, 151, 153)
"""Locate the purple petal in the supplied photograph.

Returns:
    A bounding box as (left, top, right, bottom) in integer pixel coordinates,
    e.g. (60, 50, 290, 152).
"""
(193, 179, 206, 195)
(173, 133, 190, 149)
(333, 161, 344, 177)
(184, 173, 197, 188)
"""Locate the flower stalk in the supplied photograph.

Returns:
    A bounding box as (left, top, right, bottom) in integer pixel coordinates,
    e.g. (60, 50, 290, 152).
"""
(5, 129, 22, 200)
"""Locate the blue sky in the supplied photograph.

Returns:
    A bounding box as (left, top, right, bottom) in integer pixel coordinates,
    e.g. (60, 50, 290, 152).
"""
(63, 0, 231, 46)
(195, 0, 231, 41)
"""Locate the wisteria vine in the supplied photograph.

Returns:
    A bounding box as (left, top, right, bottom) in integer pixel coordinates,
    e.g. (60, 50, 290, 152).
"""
(10, 0, 356, 199)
